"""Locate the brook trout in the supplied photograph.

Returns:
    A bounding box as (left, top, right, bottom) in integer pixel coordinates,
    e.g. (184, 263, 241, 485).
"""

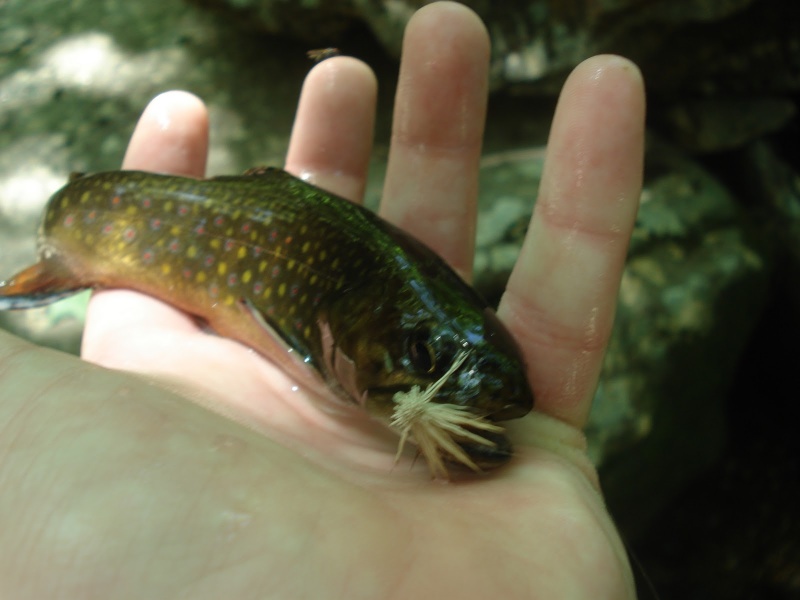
(0, 168, 533, 477)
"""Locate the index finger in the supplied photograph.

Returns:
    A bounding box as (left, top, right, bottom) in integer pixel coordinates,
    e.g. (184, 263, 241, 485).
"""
(498, 56, 645, 429)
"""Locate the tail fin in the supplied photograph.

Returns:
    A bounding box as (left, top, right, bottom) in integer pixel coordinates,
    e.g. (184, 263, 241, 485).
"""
(0, 261, 85, 310)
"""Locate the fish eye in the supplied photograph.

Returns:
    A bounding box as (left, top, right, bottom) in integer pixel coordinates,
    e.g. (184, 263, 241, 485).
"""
(407, 329, 436, 374)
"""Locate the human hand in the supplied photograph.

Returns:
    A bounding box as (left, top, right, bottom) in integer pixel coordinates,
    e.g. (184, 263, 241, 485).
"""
(0, 2, 644, 598)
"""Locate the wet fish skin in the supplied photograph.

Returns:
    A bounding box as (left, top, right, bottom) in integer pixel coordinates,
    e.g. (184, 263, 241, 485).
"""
(0, 168, 534, 473)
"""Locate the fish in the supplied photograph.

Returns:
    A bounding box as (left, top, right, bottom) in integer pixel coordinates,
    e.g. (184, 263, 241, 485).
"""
(0, 167, 534, 478)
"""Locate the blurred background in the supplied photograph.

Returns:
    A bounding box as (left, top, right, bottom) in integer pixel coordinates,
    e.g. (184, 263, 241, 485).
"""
(0, 1, 798, 597)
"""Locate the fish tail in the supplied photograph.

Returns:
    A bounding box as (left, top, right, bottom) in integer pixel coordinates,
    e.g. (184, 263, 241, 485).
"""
(0, 261, 85, 310)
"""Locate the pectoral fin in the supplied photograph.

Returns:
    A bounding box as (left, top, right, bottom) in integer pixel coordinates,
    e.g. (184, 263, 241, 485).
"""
(235, 298, 332, 401)
(318, 317, 366, 407)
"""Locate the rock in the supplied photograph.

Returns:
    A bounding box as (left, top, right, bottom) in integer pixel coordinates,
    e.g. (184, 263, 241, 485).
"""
(190, 0, 800, 94)
(735, 140, 800, 313)
(661, 97, 796, 153)
(192, 0, 800, 156)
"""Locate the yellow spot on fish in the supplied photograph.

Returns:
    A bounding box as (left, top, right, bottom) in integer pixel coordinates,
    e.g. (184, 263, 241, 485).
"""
(302, 241, 311, 253)
(288, 304, 296, 316)
(237, 246, 246, 260)
(299, 293, 307, 305)
(126, 205, 138, 216)
(242, 270, 252, 284)
(278, 283, 286, 297)
(196, 271, 207, 283)
(162, 263, 171, 275)
(226, 228, 233, 236)
(304, 325, 312, 338)
(287, 259, 296, 271)
(331, 257, 340, 269)
(164, 201, 173, 212)
(84, 233, 95, 245)
(319, 249, 327, 261)
(258, 260, 268, 273)
(210, 238, 221, 250)
(170, 225, 181, 236)
(309, 274, 318, 285)
(187, 246, 198, 259)
(80, 191, 91, 204)
(300, 224, 308, 235)
(249, 231, 258, 242)
(263, 287, 272, 300)
(218, 262, 227, 276)
(60, 196, 69, 209)
(224, 295, 235, 306)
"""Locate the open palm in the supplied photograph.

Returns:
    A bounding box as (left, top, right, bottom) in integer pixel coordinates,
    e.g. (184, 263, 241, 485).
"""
(0, 3, 644, 598)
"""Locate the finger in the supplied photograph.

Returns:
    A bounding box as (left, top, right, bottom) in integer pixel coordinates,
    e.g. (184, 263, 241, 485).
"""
(122, 91, 209, 177)
(381, 1, 489, 279)
(497, 55, 645, 429)
(285, 56, 377, 202)
(82, 92, 210, 362)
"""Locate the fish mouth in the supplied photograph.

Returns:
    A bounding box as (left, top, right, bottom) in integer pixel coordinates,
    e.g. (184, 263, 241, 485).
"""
(367, 384, 527, 420)
(456, 429, 513, 470)
(367, 362, 522, 477)
(367, 384, 493, 418)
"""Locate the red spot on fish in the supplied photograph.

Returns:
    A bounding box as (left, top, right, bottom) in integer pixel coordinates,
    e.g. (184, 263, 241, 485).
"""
(194, 224, 206, 235)
(142, 249, 154, 264)
(168, 239, 181, 253)
(182, 268, 192, 279)
(178, 205, 190, 216)
(269, 230, 278, 242)
(204, 255, 215, 267)
(271, 265, 281, 278)
(209, 283, 219, 298)
(227, 273, 238, 286)
(142, 198, 152, 209)
(150, 218, 162, 231)
(214, 215, 225, 227)
(253, 281, 264, 294)
(63, 214, 76, 227)
(102, 223, 113, 235)
(266, 305, 276, 316)
(294, 319, 303, 330)
(290, 283, 299, 297)
(111, 196, 122, 207)
(253, 246, 263, 257)
(85, 210, 97, 223)
(285, 235, 293, 244)
(312, 292, 322, 306)
(123, 227, 136, 242)
(224, 239, 235, 251)
(241, 222, 251, 233)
